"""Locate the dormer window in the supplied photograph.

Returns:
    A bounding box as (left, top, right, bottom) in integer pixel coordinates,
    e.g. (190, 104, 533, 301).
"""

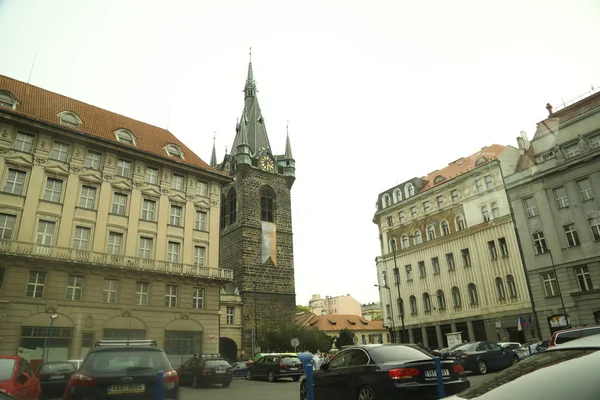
(433, 175, 445, 184)
(475, 156, 488, 165)
(58, 112, 80, 128)
(115, 129, 136, 146)
(165, 144, 184, 159)
(0, 92, 15, 109)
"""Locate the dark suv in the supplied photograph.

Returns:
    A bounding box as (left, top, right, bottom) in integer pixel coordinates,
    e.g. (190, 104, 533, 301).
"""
(176, 354, 232, 388)
(246, 354, 303, 382)
(63, 339, 179, 400)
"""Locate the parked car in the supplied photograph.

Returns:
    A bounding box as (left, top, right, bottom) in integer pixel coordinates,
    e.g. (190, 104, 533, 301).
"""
(548, 324, 600, 348)
(445, 334, 600, 399)
(35, 361, 77, 398)
(63, 339, 179, 400)
(176, 354, 232, 388)
(0, 356, 40, 400)
(246, 353, 303, 382)
(442, 341, 518, 374)
(65, 360, 83, 370)
(230, 361, 249, 378)
(300, 344, 469, 400)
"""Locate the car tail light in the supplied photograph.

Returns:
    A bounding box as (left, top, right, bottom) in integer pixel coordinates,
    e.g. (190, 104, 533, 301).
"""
(389, 368, 420, 380)
(279, 364, 286, 368)
(453, 364, 465, 374)
(461, 354, 469, 359)
(66, 373, 97, 389)
(199, 369, 205, 375)
(163, 370, 178, 383)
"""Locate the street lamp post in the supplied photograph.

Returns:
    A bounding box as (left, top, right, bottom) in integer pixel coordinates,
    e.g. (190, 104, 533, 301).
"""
(374, 284, 395, 343)
(545, 249, 569, 327)
(390, 234, 416, 343)
(44, 314, 58, 362)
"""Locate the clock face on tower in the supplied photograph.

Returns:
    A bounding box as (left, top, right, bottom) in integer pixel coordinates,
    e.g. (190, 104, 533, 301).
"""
(259, 155, 275, 172)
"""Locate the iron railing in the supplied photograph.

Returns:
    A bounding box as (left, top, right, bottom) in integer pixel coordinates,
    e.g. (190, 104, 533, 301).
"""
(0, 239, 233, 280)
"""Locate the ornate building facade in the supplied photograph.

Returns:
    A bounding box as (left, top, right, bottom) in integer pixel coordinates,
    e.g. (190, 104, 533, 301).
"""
(374, 145, 535, 349)
(0, 75, 232, 366)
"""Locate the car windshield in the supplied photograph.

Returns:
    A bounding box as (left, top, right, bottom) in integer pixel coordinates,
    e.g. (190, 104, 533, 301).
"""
(82, 349, 171, 374)
(38, 362, 76, 373)
(281, 357, 301, 364)
(368, 345, 432, 363)
(205, 360, 230, 368)
(0, 359, 15, 381)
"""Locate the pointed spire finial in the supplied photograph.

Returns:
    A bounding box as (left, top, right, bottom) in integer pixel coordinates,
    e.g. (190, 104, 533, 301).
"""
(249, 47, 252, 62)
(285, 121, 294, 160)
(210, 132, 218, 168)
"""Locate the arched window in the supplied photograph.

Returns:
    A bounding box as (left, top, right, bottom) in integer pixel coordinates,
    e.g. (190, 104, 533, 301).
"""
(59, 112, 79, 128)
(401, 235, 409, 249)
(491, 202, 500, 218)
(227, 189, 237, 224)
(392, 189, 402, 204)
(451, 287, 461, 308)
(422, 293, 432, 312)
(389, 238, 397, 253)
(165, 144, 184, 159)
(260, 186, 275, 222)
(0, 92, 15, 108)
(427, 225, 436, 241)
(507, 274, 517, 297)
(455, 215, 466, 231)
(496, 277, 506, 299)
(115, 129, 136, 146)
(382, 194, 391, 208)
(409, 295, 417, 314)
(441, 221, 450, 236)
(413, 230, 422, 245)
(481, 206, 489, 222)
(220, 193, 227, 228)
(405, 183, 415, 198)
(468, 283, 478, 305)
(434, 175, 445, 184)
(436, 290, 446, 310)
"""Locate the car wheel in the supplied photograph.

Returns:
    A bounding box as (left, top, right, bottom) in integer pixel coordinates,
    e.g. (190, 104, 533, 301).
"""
(300, 381, 307, 400)
(478, 360, 488, 375)
(357, 385, 376, 400)
(222, 382, 231, 388)
(268, 371, 276, 382)
(246, 370, 252, 380)
(512, 355, 519, 364)
(292, 376, 300, 382)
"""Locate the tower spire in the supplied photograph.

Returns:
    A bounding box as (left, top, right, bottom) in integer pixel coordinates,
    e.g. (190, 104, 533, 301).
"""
(244, 47, 256, 98)
(210, 133, 217, 167)
(285, 120, 293, 159)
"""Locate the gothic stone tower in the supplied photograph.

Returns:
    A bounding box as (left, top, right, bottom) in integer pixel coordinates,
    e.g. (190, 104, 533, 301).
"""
(214, 57, 296, 355)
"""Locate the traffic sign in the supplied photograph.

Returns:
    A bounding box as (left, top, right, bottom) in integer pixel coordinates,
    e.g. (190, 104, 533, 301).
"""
(352, 336, 359, 344)
(291, 338, 300, 347)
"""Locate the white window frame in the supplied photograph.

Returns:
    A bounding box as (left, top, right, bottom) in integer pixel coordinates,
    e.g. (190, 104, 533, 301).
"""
(446, 253, 455, 270)
(172, 174, 185, 191)
(496, 277, 506, 299)
(437, 291, 446, 309)
(135, 282, 149, 305)
(491, 202, 500, 218)
(43, 177, 63, 202)
(116, 159, 132, 178)
(138, 236, 153, 259)
(111, 192, 128, 216)
(145, 167, 159, 184)
(409, 296, 417, 314)
(577, 178, 594, 201)
(192, 287, 204, 309)
(488, 240, 498, 260)
(427, 225, 436, 241)
(451, 189, 459, 202)
(51, 142, 70, 162)
(26, 271, 46, 298)
(84, 150, 102, 169)
(401, 236, 409, 249)
(4, 168, 27, 195)
(103, 279, 118, 303)
(461, 248, 471, 266)
(456, 215, 466, 231)
(524, 197, 538, 217)
(574, 266, 593, 292)
(418, 261, 426, 278)
(541, 272, 558, 296)
(484, 175, 493, 189)
(589, 217, 600, 241)
(13, 132, 34, 153)
(441, 221, 450, 236)
(36, 220, 56, 246)
(423, 201, 431, 213)
(533, 232, 547, 254)
(423, 293, 432, 312)
(475, 179, 483, 192)
(107, 231, 123, 255)
(432, 257, 440, 274)
(0, 213, 17, 239)
(436, 195, 444, 207)
(499, 237, 509, 257)
(196, 180, 208, 196)
(468, 284, 478, 304)
(405, 264, 413, 281)
(398, 211, 405, 223)
(452, 287, 461, 307)
(193, 245, 206, 266)
(507, 275, 517, 297)
(170, 205, 183, 226)
(141, 199, 156, 221)
(73, 226, 92, 250)
(553, 187, 569, 208)
(79, 185, 97, 209)
(166, 241, 181, 263)
(226, 307, 235, 324)
(564, 224, 580, 247)
(66, 274, 84, 300)
(165, 285, 178, 307)
(481, 206, 489, 222)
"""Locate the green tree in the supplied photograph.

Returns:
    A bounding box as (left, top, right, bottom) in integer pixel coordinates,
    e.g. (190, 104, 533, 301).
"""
(335, 328, 356, 349)
(296, 305, 312, 314)
(257, 321, 334, 353)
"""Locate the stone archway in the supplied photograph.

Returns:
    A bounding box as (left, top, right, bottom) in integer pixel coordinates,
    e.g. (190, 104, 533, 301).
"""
(20, 312, 75, 365)
(219, 337, 238, 363)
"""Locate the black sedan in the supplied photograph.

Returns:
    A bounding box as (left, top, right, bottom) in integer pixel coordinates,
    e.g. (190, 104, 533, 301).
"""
(443, 341, 517, 374)
(36, 361, 76, 398)
(299, 344, 469, 400)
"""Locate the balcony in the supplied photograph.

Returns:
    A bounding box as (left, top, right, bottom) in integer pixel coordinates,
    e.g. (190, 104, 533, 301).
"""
(0, 239, 233, 280)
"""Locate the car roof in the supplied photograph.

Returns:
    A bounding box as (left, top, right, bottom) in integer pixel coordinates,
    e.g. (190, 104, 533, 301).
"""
(547, 334, 600, 350)
(89, 346, 163, 353)
(0, 356, 19, 360)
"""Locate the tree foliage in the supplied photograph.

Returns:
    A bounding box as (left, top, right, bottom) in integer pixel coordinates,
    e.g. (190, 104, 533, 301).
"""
(257, 321, 334, 353)
(335, 328, 356, 349)
(296, 305, 312, 314)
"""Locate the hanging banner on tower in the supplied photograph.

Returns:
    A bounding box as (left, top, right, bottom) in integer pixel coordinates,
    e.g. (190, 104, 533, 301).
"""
(261, 222, 277, 266)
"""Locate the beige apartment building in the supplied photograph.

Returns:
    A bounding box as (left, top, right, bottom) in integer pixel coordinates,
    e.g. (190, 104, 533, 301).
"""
(0, 75, 234, 364)
(308, 294, 363, 316)
(374, 144, 536, 349)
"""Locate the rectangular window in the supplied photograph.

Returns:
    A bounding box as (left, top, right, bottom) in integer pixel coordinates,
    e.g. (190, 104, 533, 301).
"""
(410, 207, 417, 217)
(381, 271, 387, 287)
(574, 266, 593, 292)
(484, 175, 493, 189)
(116, 159, 132, 178)
(51, 142, 70, 162)
(145, 167, 159, 184)
(192, 288, 204, 309)
(418, 261, 426, 278)
(36, 220, 55, 246)
(423, 201, 430, 213)
(405, 265, 413, 280)
(135, 282, 149, 305)
(141, 199, 156, 221)
(475, 179, 483, 193)
(170, 205, 182, 226)
(564, 224, 580, 247)
(66, 275, 84, 300)
(26, 271, 46, 298)
(165, 285, 178, 307)
(461, 248, 471, 267)
(0, 213, 16, 239)
(541, 272, 559, 296)
(432, 257, 440, 274)
(193, 246, 205, 266)
(13, 132, 34, 153)
(107, 231, 123, 255)
(226, 307, 235, 325)
(481, 206, 490, 222)
(398, 211, 405, 222)
(496, 279, 506, 299)
(577, 178, 594, 201)
(84, 150, 102, 169)
(508, 277, 517, 298)
(523, 197, 538, 217)
(564, 143, 581, 158)
(138, 237, 153, 259)
(172, 174, 184, 191)
(589, 217, 600, 241)
(488, 240, 498, 260)
(43, 177, 63, 202)
(79, 185, 97, 209)
(196, 181, 208, 196)
(533, 232, 547, 254)
(103, 279, 118, 303)
(436, 195, 444, 207)
(393, 268, 400, 284)
(4, 169, 26, 195)
(167, 241, 180, 263)
(446, 253, 455, 270)
(491, 203, 500, 218)
(423, 295, 432, 312)
(553, 187, 569, 208)
(499, 237, 508, 257)
(73, 226, 91, 250)
(387, 216, 393, 227)
(451, 189, 459, 202)
(111, 193, 128, 215)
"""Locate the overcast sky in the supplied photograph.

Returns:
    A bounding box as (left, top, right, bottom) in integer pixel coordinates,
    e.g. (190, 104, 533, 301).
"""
(1, 0, 599, 306)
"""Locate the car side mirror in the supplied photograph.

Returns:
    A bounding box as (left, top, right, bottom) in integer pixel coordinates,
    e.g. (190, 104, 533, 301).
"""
(19, 373, 30, 384)
(320, 363, 329, 371)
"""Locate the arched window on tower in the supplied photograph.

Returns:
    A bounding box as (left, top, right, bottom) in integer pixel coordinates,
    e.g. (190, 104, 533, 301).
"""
(220, 194, 227, 228)
(227, 189, 237, 224)
(260, 186, 276, 222)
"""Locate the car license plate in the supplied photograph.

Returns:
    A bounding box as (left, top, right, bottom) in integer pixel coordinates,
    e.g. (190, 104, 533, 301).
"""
(108, 384, 145, 394)
(50, 375, 65, 380)
(289, 367, 298, 371)
(424, 369, 450, 378)
(216, 370, 226, 374)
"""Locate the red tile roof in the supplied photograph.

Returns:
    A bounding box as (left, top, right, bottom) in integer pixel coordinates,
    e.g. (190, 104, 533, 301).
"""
(0, 74, 227, 176)
(295, 313, 385, 332)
